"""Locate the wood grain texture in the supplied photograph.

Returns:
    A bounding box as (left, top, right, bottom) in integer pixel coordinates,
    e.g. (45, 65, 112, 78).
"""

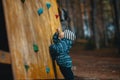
(2, 0, 63, 79)
(0, 50, 11, 64)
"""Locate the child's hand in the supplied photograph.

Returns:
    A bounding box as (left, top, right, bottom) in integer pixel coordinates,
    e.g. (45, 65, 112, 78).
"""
(56, 27, 61, 33)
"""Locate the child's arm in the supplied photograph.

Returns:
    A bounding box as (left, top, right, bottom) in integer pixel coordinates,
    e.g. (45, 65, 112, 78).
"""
(64, 39, 73, 54)
(52, 31, 60, 43)
(49, 31, 60, 60)
(49, 45, 57, 60)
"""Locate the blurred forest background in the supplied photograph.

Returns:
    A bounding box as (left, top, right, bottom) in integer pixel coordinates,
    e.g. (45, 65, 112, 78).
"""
(57, 0, 120, 51)
(56, 0, 120, 79)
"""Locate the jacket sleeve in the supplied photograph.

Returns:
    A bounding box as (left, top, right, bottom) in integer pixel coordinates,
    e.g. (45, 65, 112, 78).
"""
(52, 32, 59, 43)
(52, 39, 73, 54)
(55, 40, 70, 54)
(66, 39, 72, 48)
(66, 39, 73, 53)
(49, 43, 62, 57)
(49, 45, 57, 60)
(49, 32, 60, 60)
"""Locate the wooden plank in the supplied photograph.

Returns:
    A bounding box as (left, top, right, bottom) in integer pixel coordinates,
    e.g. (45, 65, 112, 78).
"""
(3, 0, 29, 79)
(0, 50, 11, 64)
(27, 0, 55, 79)
(47, 0, 64, 79)
(2, 0, 63, 79)
(19, 0, 42, 79)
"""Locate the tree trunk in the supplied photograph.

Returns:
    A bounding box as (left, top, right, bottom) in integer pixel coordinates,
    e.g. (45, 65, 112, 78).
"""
(91, 0, 100, 49)
(112, 0, 120, 52)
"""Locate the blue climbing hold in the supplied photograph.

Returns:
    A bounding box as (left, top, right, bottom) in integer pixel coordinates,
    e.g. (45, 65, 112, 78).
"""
(46, 67, 50, 73)
(46, 2, 51, 9)
(38, 8, 44, 15)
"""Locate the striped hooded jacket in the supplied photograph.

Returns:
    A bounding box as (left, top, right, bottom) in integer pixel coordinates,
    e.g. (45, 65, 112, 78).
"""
(49, 32, 73, 68)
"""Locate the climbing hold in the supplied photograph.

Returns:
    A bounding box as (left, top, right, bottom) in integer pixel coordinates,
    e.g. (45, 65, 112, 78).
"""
(21, 0, 25, 3)
(1, 53, 5, 59)
(46, 67, 50, 73)
(46, 2, 51, 9)
(38, 8, 44, 15)
(33, 44, 39, 52)
(55, 14, 59, 19)
(24, 64, 29, 72)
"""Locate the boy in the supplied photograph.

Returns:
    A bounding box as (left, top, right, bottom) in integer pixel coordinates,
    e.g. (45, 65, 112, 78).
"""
(49, 28, 75, 80)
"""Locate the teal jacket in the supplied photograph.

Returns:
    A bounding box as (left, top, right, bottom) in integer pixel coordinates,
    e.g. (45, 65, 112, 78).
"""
(49, 32, 73, 67)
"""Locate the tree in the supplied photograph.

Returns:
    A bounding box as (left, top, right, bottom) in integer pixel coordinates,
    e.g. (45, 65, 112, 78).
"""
(112, 0, 120, 52)
(91, 0, 100, 49)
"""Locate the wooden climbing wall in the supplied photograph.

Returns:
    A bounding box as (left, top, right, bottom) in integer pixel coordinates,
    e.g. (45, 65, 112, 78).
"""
(2, 0, 63, 79)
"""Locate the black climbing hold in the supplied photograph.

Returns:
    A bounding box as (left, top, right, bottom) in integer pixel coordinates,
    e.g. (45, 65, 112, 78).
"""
(21, 0, 25, 3)
(33, 44, 39, 52)
(24, 64, 29, 72)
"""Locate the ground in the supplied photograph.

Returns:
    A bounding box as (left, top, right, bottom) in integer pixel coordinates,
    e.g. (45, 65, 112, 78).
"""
(70, 42, 120, 80)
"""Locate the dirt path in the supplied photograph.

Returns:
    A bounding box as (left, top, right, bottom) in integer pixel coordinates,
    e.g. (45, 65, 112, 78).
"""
(70, 43, 120, 80)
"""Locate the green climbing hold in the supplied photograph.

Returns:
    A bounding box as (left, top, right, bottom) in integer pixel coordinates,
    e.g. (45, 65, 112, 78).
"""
(24, 64, 29, 72)
(21, 0, 25, 3)
(46, 2, 51, 9)
(46, 67, 50, 73)
(33, 44, 39, 52)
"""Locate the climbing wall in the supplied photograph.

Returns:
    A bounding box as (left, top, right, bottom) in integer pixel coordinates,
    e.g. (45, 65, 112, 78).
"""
(2, 0, 63, 79)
